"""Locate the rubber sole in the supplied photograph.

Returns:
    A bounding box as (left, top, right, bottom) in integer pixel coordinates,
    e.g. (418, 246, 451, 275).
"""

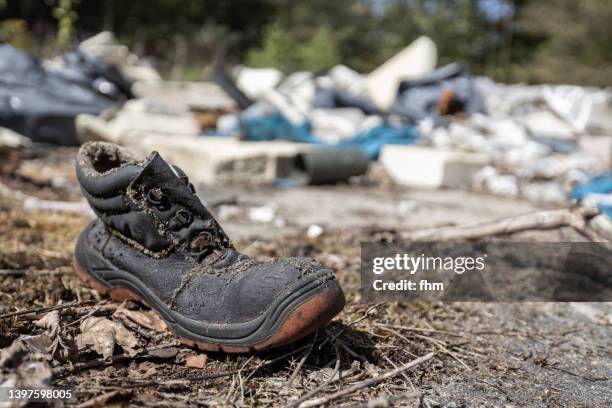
(72, 255, 345, 353)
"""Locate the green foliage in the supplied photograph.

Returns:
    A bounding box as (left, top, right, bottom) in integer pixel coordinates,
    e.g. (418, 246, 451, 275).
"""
(52, 0, 78, 50)
(0, 19, 34, 50)
(246, 22, 340, 72)
(246, 21, 300, 71)
(1, 0, 610, 85)
(511, 0, 612, 86)
(297, 27, 340, 72)
(378, 0, 498, 74)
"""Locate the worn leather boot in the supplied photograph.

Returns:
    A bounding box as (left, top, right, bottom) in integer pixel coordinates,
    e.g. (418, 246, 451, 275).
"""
(73, 141, 345, 352)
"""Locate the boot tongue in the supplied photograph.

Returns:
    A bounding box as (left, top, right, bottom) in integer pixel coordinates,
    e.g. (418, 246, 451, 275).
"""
(134, 152, 209, 217)
(131, 151, 233, 257)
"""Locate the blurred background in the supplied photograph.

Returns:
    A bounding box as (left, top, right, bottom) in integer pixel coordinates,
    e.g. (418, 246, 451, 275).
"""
(1, 0, 611, 85)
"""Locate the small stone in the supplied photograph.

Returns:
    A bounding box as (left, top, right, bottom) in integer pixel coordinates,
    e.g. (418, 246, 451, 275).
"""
(307, 224, 324, 238)
(185, 353, 207, 369)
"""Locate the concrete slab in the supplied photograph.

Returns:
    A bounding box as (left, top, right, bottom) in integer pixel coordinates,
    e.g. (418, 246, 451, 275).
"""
(128, 136, 319, 185)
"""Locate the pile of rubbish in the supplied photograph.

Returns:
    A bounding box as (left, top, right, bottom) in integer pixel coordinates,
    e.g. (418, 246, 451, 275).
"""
(0, 32, 610, 211)
(215, 36, 611, 208)
(0, 43, 132, 145)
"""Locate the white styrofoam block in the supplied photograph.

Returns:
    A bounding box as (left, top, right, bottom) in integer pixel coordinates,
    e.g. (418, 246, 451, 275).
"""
(380, 145, 489, 189)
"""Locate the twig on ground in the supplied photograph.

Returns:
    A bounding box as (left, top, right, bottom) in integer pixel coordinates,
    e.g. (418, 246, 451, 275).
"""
(374, 323, 464, 337)
(242, 342, 313, 383)
(320, 302, 386, 348)
(287, 342, 342, 408)
(336, 339, 368, 362)
(383, 355, 415, 391)
(544, 363, 609, 382)
(380, 326, 471, 371)
(286, 331, 318, 387)
(0, 300, 97, 320)
(53, 343, 181, 377)
(0, 269, 25, 277)
(124, 375, 233, 388)
(75, 389, 132, 408)
(295, 352, 435, 408)
(400, 206, 602, 242)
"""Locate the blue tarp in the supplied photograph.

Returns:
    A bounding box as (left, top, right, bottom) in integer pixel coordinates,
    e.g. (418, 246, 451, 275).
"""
(242, 113, 420, 159)
(571, 171, 612, 217)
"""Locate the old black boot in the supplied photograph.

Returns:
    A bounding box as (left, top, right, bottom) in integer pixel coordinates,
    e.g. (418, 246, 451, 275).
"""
(73, 141, 345, 352)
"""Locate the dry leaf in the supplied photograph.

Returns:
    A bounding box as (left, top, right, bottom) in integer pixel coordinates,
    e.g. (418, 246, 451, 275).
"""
(185, 353, 207, 369)
(35, 311, 60, 336)
(33, 311, 72, 360)
(76, 317, 139, 359)
(20, 334, 53, 360)
(113, 304, 168, 333)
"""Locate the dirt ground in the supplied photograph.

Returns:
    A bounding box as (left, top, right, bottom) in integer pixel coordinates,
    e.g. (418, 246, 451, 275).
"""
(0, 147, 610, 407)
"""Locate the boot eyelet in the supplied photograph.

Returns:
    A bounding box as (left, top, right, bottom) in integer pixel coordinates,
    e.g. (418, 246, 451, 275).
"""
(146, 189, 164, 205)
(147, 189, 171, 210)
(190, 231, 212, 252)
(175, 209, 192, 225)
(168, 209, 192, 231)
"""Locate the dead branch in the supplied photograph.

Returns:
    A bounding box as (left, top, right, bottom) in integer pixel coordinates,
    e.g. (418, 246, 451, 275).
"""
(296, 352, 435, 408)
(286, 331, 318, 387)
(0, 269, 25, 277)
(320, 302, 387, 348)
(0, 300, 97, 320)
(400, 206, 604, 242)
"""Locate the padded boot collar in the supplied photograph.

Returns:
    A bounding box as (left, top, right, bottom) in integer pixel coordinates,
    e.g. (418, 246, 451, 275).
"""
(76, 141, 142, 196)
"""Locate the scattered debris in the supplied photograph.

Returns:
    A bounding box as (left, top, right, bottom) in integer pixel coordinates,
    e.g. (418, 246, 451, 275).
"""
(391, 63, 484, 123)
(235, 66, 283, 100)
(366, 36, 437, 110)
(0, 44, 130, 145)
(79, 31, 161, 84)
(307, 224, 324, 239)
(0, 127, 29, 175)
(381, 145, 489, 189)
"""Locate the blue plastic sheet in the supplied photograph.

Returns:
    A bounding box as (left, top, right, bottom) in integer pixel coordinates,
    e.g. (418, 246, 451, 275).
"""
(571, 171, 612, 217)
(243, 113, 420, 159)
